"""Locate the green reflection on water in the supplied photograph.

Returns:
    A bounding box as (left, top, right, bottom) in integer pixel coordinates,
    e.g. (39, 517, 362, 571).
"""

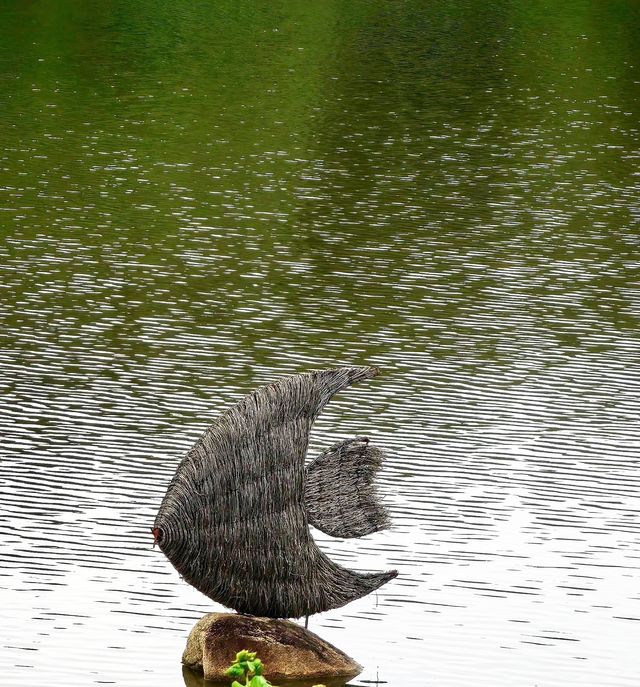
(1, 0, 638, 383)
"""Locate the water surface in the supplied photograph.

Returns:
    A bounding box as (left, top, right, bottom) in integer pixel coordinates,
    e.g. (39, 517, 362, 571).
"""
(1, 1, 640, 685)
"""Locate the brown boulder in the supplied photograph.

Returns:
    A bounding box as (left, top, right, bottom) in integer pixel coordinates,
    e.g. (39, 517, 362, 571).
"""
(182, 613, 362, 684)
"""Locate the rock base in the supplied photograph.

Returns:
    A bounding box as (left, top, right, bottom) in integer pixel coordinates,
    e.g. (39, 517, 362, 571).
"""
(182, 613, 362, 684)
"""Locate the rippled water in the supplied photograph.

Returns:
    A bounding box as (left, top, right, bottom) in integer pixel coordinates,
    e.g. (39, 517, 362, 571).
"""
(2, 1, 640, 685)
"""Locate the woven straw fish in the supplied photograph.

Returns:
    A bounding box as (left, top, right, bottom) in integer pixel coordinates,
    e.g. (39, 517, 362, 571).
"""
(154, 366, 397, 618)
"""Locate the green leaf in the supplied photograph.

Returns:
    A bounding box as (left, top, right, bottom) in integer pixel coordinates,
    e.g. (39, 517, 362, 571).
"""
(230, 682, 245, 687)
(225, 664, 245, 678)
(236, 649, 256, 663)
(247, 676, 270, 687)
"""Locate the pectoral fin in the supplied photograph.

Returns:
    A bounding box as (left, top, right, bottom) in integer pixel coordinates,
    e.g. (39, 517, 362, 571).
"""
(305, 437, 390, 538)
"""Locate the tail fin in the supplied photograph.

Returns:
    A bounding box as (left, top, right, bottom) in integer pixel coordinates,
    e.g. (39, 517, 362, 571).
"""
(305, 437, 390, 538)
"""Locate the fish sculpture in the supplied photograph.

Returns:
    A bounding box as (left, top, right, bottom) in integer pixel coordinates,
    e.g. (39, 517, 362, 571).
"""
(154, 366, 397, 619)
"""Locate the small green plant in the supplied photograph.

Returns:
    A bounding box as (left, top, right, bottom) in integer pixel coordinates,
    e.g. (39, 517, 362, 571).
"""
(224, 650, 326, 687)
(225, 650, 271, 687)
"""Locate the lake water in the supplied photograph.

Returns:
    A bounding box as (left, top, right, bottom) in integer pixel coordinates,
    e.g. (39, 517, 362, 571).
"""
(1, 1, 640, 685)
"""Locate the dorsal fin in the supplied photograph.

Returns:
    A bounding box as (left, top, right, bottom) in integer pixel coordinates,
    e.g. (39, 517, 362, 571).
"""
(305, 437, 391, 538)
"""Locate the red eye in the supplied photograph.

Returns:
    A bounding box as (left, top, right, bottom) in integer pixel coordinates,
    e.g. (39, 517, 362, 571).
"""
(151, 527, 163, 545)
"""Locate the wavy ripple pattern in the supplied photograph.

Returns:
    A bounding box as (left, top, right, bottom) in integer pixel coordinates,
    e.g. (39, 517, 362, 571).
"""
(1, 1, 640, 686)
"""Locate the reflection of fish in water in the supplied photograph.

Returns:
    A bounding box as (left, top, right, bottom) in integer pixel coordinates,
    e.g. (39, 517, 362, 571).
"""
(154, 366, 397, 619)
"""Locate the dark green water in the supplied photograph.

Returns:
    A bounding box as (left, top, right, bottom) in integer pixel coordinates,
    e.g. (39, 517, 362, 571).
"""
(1, 1, 640, 686)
